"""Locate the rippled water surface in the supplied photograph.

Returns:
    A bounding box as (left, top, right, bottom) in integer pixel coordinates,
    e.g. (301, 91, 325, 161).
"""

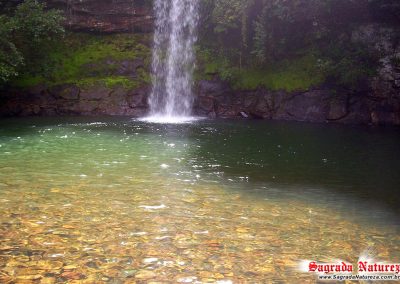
(0, 117, 399, 283)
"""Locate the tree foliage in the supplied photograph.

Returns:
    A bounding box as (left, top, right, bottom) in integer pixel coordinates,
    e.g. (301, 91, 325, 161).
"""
(0, 15, 23, 82)
(199, 0, 396, 89)
(0, 0, 64, 84)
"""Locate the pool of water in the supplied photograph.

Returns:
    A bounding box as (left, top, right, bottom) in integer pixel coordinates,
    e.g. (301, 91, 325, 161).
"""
(0, 117, 399, 283)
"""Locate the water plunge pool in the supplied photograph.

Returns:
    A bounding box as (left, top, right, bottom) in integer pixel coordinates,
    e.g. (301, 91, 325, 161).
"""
(0, 117, 399, 283)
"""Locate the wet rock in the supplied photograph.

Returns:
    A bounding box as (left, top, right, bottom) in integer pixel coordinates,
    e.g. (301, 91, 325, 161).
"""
(49, 84, 80, 100)
(143, 257, 158, 264)
(40, 277, 56, 284)
(327, 95, 349, 121)
(80, 86, 112, 101)
(103, 268, 121, 278)
(85, 261, 100, 269)
(17, 274, 43, 280)
(47, 0, 153, 33)
(236, 227, 250, 233)
(61, 271, 86, 280)
(201, 278, 216, 283)
(122, 269, 137, 277)
(197, 97, 215, 113)
(197, 80, 227, 95)
(177, 276, 198, 283)
(280, 90, 331, 122)
(63, 265, 77, 270)
(36, 260, 64, 270)
(135, 270, 156, 280)
(126, 88, 148, 109)
(0, 271, 13, 283)
(115, 59, 145, 76)
(240, 112, 249, 118)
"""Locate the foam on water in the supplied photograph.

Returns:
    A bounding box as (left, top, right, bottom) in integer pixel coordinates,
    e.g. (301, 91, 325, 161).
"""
(140, 115, 203, 124)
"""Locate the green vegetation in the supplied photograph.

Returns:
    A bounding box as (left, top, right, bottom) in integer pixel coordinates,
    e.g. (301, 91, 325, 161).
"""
(197, 48, 326, 91)
(197, 0, 384, 91)
(1, 1, 151, 91)
(1, 0, 395, 93)
(197, 42, 377, 92)
(12, 33, 152, 90)
(0, 0, 64, 84)
(234, 57, 325, 92)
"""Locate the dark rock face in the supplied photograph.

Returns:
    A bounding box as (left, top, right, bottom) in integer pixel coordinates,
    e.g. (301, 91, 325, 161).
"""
(193, 79, 398, 125)
(352, 24, 400, 125)
(47, 0, 153, 33)
(189, 24, 400, 125)
(0, 84, 150, 117)
(1, 79, 399, 125)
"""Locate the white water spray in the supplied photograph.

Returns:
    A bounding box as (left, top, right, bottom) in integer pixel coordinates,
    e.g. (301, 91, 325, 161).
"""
(144, 0, 200, 124)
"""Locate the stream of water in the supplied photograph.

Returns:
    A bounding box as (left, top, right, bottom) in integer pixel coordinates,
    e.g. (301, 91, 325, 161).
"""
(0, 117, 399, 283)
(145, 0, 199, 123)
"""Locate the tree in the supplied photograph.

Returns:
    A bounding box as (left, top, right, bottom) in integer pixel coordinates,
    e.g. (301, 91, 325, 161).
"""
(0, 15, 23, 83)
(0, 0, 64, 84)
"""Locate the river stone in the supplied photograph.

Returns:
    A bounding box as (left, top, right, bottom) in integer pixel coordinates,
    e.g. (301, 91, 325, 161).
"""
(135, 270, 156, 279)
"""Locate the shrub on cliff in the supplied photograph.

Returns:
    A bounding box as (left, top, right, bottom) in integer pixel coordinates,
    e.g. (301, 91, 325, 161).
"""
(0, 0, 64, 84)
(198, 0, 383, 91)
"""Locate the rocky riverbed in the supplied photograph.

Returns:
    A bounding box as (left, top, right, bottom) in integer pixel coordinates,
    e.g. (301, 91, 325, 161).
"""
(0, 117, 399, 283)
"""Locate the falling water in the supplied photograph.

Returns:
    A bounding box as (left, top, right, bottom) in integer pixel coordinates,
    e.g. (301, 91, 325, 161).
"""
(144, 0, 199, 123)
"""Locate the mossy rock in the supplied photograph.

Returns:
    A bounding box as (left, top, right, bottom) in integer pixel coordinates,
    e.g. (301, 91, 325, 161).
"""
(12, 33, 152, 91)
(196, 47, 326, 92)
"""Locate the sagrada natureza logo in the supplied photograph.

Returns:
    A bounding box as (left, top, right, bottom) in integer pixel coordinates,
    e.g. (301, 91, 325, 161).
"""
(300, 258, 400, 281)
(298, 251, 400, 281)
(308, 261, 400, 274)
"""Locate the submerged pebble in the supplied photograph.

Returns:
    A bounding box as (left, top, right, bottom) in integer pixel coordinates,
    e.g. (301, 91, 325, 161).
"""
(0, 118, 399, 283)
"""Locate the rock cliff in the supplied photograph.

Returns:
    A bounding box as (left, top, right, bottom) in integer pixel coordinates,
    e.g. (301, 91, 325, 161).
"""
(1, 77, 398, 125)
(0, 3, 399, 125)
(352, 24, 400, 125)
(48, 0, 153, 33)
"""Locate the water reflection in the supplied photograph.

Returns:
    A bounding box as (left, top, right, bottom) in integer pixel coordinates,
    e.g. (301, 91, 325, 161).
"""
(191, 120, 400, 215)
(0, 117, 399, 283)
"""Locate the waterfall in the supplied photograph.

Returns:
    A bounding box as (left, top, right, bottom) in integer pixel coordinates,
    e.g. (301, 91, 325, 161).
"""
(144, 0, 199, 123)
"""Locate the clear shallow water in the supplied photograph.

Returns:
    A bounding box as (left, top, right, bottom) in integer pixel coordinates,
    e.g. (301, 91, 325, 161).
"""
(0, 117, 399, 283)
